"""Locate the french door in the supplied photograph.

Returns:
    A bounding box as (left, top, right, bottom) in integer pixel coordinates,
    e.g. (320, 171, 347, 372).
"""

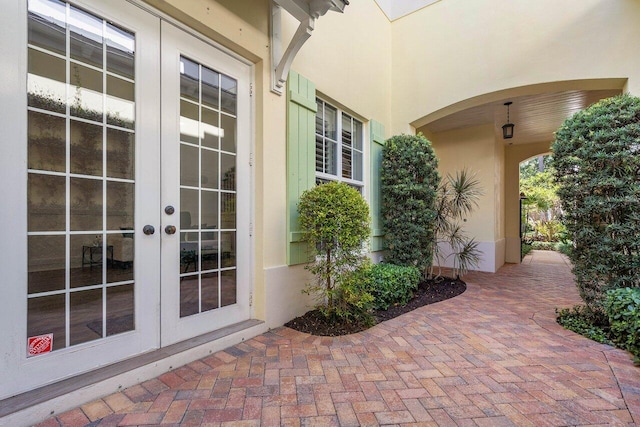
(160, 22, 251, 345)
(0, 0, 251, 399)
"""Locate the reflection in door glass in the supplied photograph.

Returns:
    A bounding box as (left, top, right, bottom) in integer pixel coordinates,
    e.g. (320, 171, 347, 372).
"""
(179, 55, 238, 317)
(69, 5, 103, 68)
(69, 63, 104, 122)
(106, 284, 135, 336)
(28, 110, 66, 172)
(106, 23, 134, 79)
(70, 120, 103, 176)
(70, 288, 102, 345)
(27, 48, 66, 113)
(107, 128, 135, 179)
(26, 0, 136, 353)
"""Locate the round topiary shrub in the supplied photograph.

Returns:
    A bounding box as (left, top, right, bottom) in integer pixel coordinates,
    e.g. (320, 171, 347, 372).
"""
(297, 181, 371, 321)
(381, 134, 440, 274)
(551, 94, 640, 313)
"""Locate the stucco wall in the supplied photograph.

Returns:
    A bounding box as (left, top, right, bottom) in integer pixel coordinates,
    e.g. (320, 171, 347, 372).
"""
(426, 124, 505, 272)
(429, 125, 496, 241)
(391, 0, 640, 134)
(287, 1, 392, 128)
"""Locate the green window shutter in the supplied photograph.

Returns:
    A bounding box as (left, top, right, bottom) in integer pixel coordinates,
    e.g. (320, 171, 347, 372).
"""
(370, 120, 386, 252)
(287, 71, 317, 265)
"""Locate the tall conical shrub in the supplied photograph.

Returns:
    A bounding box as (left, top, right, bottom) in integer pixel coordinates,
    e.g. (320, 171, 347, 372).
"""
(381, 134, 440, 274)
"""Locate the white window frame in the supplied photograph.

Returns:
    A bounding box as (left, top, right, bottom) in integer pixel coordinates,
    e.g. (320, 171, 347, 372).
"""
(315, 98, 364, 190)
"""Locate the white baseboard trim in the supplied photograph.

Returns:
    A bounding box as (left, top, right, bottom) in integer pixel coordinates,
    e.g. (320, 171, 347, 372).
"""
(434, 239, 505, 273)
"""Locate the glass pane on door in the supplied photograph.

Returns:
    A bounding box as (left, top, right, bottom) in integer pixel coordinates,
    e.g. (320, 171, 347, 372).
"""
(178, 56, 237, 317)
(26, 0, 136, 354)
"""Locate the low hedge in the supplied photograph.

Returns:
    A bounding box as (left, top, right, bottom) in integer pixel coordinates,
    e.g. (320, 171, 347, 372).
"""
(526, 241, 573, 255)
(531, 241, 555, 251)
(556, 305, 611, 345)
(605, 287, 640, 363)
(368, 263, 421, 310)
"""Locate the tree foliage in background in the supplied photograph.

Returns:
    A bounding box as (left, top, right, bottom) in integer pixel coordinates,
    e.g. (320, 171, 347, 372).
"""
(551, 94, 640, 313)
(519, 157, 564, 242)
(519, 155, 554, 180)
(381, 134, 440, 275)
(520, 169, 560, 219)
(432, 170, 483, 279)
(297, 182, 372, 322)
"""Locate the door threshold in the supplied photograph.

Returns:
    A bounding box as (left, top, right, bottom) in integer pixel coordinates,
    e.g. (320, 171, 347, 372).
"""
(1, 319, 267, 425)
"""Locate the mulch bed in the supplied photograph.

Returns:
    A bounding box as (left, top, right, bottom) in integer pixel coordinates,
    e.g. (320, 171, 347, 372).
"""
(284, 277, 466, 336)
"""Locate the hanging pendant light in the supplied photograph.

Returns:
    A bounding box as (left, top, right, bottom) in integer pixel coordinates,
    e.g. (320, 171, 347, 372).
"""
(502, 101, 515, 139)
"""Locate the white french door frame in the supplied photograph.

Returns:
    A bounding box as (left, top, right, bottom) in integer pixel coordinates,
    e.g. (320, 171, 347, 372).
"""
(0, 0, 162, 400)
(160, 21, 253, 346)
(0, 0, 255, 400)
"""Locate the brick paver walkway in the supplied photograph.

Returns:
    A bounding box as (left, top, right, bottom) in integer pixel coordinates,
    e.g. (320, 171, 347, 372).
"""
(37, 251, 640, 426)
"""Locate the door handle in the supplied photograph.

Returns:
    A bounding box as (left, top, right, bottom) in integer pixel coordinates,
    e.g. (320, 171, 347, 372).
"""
(143, 225, 155, 235)
(165, 225, 177, 235)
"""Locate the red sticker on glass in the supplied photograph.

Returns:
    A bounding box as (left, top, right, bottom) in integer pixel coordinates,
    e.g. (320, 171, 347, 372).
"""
(27, 334, 53, 357)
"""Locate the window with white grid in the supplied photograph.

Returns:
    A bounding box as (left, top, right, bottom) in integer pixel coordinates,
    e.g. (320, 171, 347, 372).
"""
(315, 99, 364, 191)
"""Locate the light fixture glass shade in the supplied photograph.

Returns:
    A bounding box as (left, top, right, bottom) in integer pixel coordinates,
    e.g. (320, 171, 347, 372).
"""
(502, 101, 514, 139)
(502, 123, 514, 139)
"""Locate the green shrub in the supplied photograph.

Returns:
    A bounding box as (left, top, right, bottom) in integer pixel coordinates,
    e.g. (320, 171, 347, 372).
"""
(555, 241, 573, 256)
(551, 94, 640, 313)
(298, 182, 371, 320)
(556, 305, 611, 345)
(525, 241, 572, 254)
(328, 262, 375, 327)
(368, 263, 421, 310)
(381, 134, 440, 274)
(531, 241, 555, 251)
(605, 287, 640, 363)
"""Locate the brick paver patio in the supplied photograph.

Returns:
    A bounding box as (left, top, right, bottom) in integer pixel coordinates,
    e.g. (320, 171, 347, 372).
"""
(37, 251, 640, 426)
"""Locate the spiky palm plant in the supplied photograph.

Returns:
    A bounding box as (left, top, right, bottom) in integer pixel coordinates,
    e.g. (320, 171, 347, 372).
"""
(430, 169, 483, 279)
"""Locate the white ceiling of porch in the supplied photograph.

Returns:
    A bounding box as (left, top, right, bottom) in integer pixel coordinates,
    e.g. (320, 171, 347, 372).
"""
(421, 90, 621, 145)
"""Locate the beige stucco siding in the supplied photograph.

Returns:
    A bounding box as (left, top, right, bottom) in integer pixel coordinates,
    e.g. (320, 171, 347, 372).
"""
(288, 0, 392, 127)
(431, 125, 496, 242)
(391, 0, 640, 134)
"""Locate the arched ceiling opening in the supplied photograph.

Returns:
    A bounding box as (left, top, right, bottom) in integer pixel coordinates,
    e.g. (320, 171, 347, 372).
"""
(416, 81, 625, 145)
